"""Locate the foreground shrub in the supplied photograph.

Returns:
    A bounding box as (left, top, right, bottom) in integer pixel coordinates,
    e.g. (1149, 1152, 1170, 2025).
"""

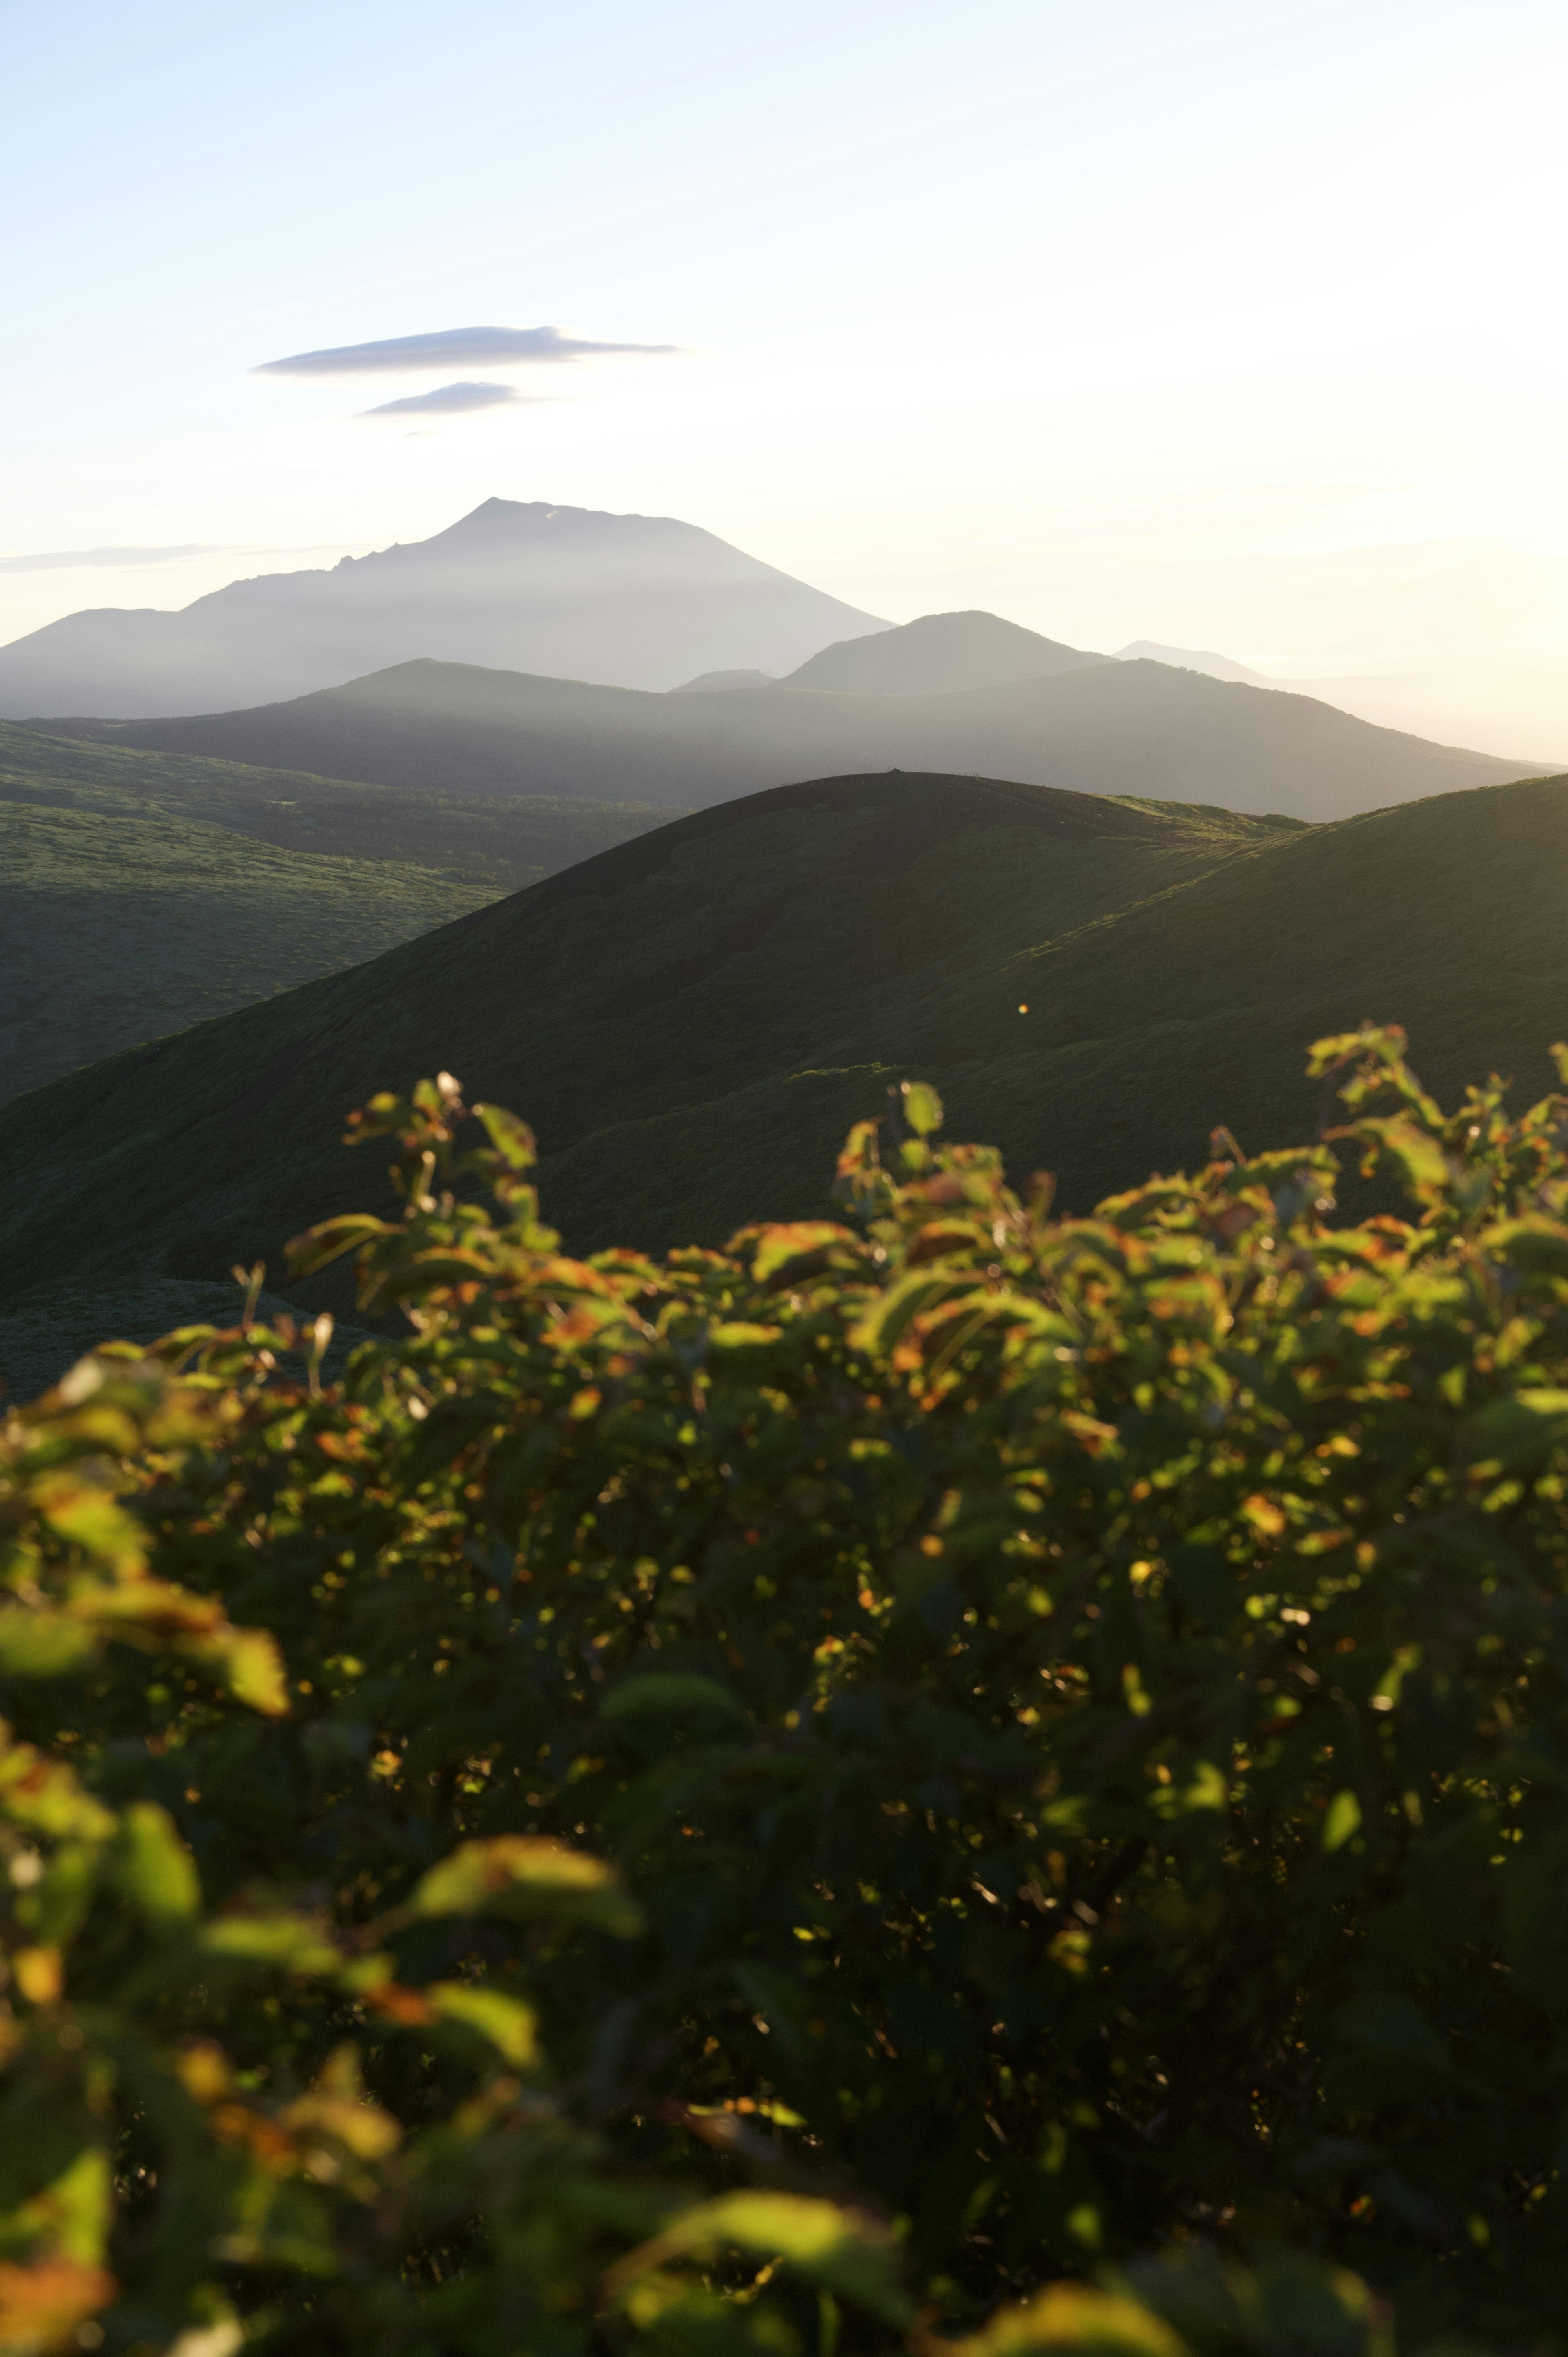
(4, 1025, 1568, 2352)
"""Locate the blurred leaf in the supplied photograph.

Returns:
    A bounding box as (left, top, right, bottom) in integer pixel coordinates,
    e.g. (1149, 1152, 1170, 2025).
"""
(749, 1223, 859, 1286)
(0, 1611, 94, 1679)
(11, 1947, 62, 2006)
(0, 2259, 116, 2356)
(951, 2280, 1191, 2356)
(1321, 1791, 1361, 1853)
(609, 2192, 914, 2327)
(114, 1803, 200, 1931)
(901, 1081, 944, 1137)
(199, 1915, 340, 1973)
(411, 1836, 642, 1936)
(473, 1102, 537, 1172)
(427, 1982, 540, 2066)
(284, 1213, 398, 1278)
(206, 1627, 290, 1718)
(1354, 1118, 1448, 1200)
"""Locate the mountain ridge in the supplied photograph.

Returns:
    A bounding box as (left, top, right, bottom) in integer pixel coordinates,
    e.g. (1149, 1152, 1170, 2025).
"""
(781, 609, 1112, 695)
(38, 644, 1536, 825)
(0, 498, 888, 716)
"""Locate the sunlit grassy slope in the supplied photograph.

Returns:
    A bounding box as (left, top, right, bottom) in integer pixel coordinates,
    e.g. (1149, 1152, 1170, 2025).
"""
(4, 761, 1567, 1399)
(0, 721, 680, 1104)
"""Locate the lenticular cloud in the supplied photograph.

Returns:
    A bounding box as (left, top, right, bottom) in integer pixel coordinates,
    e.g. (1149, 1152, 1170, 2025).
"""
(359, 381, 520, 417)
(257, 323, 677, 377)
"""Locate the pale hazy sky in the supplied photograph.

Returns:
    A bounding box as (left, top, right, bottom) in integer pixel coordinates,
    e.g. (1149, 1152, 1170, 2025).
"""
(6, 0, 1567, 754)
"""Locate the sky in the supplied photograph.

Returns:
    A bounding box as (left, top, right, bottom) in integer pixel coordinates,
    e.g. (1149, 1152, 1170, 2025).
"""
(5, 0, 1568, 755)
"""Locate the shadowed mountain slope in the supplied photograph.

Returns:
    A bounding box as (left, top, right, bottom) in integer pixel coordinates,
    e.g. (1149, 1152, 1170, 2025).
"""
(0, 774, 1286, 1375)
(42, 650, 1535, 824)
(0, 720, 679, 1104)
(15, 760, 1568, 1400)
(0, 498, 887, 716)
(780, 610, 1112, 694)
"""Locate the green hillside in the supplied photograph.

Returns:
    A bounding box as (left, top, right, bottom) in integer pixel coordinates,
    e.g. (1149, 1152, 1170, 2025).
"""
(0, 720, 681, 1105)
(0, 719, 678, 880)
(5, 760, 1568, 1402)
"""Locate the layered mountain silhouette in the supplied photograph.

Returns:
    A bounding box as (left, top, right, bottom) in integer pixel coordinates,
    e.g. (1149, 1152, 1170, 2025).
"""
(0, 499, 887, 716)
(1115, 640, 1270, 686)
(45, 612, 1536, 824)
(8, 762, 1568, 1367)
(784, 610, 1112, 694)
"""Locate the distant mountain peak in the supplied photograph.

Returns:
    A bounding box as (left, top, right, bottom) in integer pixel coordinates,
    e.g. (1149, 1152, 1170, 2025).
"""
(783, 609, 1112, 697)
(0, 498, 888, 716)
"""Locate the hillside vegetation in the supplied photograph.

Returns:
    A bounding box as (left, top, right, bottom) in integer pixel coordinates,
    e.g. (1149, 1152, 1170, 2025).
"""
(42, 626, 1532, 824)
(8, 1029, 1568, 2352)
(0, 720, 679, 1105)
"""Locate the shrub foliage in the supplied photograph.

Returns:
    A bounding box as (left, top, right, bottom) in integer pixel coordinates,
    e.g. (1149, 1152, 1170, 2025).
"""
(5, 1026, 1568, 2354)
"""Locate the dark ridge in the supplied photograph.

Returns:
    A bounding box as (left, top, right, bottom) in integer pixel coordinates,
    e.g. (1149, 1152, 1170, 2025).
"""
(521, 770, 1178, 917)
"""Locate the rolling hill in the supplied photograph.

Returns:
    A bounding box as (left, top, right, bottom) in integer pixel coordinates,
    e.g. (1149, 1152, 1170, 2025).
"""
(40, 623, 1535, 824)
(0, 720, 680, 1105)
(10, 757, 1568, 1402)
(0, 497, 887, 716)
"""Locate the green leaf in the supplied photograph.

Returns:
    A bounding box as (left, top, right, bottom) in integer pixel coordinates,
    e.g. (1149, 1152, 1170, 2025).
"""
(850, 1268, 970, 1356)
(284, 1213, 398, 1279)
(0, 1609, 96, 1679)
(955, 2279, 1190, 2357)
(114, 1803, 200, 1931)
(1355, 1118, 1449, 1201)
(617, 2192, 915, 2327)
(199, 1914, 341, 1973)
(473, 1102, 537, 1171)
(900, 1080, 944, 1137)
(206, 1627, 291, 1718)
(1321, 1790, 1362, 1853)
(411, 1836, 642, 1936)
(18, 1844, 101, 1951)
(601, 1674, 750, 1727)
(428, 1982, 540, 2066)
(0, 1746, 115, 1844)
(749, 1222, 859, 1286)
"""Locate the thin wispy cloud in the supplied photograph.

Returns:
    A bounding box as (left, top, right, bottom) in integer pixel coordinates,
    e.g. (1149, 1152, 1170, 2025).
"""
(256, 323, 677, 378)
(359, 381, 521, 418)
(0, 544, 218, 574)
